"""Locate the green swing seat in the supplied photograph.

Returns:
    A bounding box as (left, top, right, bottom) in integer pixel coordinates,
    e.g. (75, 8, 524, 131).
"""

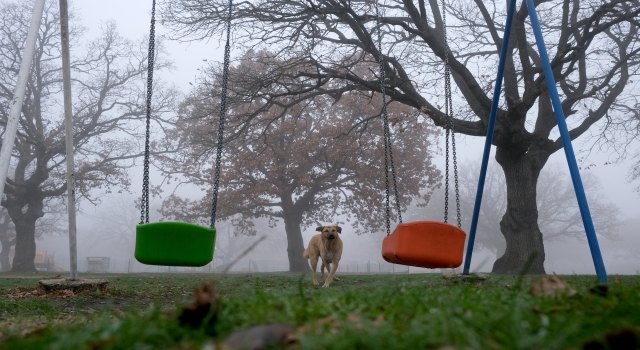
(135, 222, 216, 267)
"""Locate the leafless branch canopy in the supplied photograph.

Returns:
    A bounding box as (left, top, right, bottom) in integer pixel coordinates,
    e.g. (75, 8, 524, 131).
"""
(162, 0, 640, 161)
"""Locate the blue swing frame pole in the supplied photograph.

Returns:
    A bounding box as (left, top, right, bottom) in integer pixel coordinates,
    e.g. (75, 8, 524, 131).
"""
(525, 0, 607, 283)
(462, 0, 517, 275)
(463, 0, 608, 283)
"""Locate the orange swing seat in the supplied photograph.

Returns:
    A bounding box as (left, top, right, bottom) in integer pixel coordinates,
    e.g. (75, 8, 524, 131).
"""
(382, 220, 466, 268)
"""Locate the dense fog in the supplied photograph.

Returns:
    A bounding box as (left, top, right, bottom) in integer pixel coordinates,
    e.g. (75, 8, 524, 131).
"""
(3, 0, 640, 276)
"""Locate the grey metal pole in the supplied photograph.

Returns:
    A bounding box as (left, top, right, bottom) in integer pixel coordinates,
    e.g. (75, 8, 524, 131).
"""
(58, 0, 78, 281)
(0, 0, 45, 201)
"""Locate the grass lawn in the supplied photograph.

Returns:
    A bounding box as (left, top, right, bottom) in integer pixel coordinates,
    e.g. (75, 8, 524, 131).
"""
(0, 271, 638, 349)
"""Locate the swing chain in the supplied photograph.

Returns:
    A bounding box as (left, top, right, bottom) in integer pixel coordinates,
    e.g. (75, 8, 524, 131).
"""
(441, 0, 461, 228)
(140, 0, 156, 225)
(210, 0, 233, 228)
(375, 0, 402, 236)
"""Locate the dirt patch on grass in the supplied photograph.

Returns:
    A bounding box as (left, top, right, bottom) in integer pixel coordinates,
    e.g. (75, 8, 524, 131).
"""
(4, 285, 115, 299)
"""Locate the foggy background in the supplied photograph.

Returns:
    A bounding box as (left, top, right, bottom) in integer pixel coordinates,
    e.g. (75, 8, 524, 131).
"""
(24, 0, 640, 275)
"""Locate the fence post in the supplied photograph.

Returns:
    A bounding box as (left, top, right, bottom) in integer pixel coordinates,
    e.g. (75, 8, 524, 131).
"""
(393, 264, 395, 273)
(127, 258, 130, 273)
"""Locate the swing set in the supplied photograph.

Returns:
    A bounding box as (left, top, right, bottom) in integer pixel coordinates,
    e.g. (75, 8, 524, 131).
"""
(134, 0, 608, 284)
(380, 0, 607, 283)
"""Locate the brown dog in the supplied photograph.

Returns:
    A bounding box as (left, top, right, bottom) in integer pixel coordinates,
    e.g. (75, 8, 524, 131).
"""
(303, 225, 343, 287)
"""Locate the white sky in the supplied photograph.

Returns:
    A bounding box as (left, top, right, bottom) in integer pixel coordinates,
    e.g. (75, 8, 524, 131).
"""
(78, 0, 224, 92)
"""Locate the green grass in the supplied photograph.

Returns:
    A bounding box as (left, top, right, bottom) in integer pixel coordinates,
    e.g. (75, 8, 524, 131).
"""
(0, 272, 639, 349)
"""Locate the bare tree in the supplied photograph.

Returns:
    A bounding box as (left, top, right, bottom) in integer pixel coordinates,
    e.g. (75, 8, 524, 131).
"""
(0, 208, 15, 271)
(608, 218, 640, 267)
(0, 201, 66, 271)
(414, 160, 621, 257)
(86, 195, 141, 258)
(631, 153, 640, 193)
(211, 217, 287, 270)
(158, 51, 441, 272)
(0, 0, 177, 271)
(161, 0, 640, 274)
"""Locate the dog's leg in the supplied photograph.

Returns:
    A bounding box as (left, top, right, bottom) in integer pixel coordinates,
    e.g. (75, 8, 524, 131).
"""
(323, 261, 339, 281)
(310, 255, 319, 286)
(327, 263, 339, 281)
(321, 261, 328, 281)
(323, 262, 340, 288)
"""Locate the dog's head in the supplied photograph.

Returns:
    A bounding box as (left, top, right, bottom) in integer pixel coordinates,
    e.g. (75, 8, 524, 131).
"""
(316, 225, 342, 240)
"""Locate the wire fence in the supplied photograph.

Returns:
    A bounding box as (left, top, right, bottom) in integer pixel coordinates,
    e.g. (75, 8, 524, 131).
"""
(47, 256, 411, 274)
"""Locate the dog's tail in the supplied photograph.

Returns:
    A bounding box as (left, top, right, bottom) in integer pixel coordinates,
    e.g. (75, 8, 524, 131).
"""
(303, 248, 309, 259)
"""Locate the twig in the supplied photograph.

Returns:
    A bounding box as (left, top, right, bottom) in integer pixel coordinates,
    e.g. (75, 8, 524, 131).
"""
(514, 251, 539, 291)
(221, 235, 267, 275)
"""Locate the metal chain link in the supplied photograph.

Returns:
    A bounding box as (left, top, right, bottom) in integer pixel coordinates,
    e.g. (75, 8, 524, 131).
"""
(140, 0, 156, 225)
(441, 0, 461, 228)
(375, 0, 402, 236)
(444, 109, 449, 223)
(452, 107, 461, 228)
(210, 0, 233, 228)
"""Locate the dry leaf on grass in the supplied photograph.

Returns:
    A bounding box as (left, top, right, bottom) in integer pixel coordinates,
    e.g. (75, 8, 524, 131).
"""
(588, 285, 609, 296)
(529, 276, 577, 297)
(347, 312, 362, 322)
(374, 314, 385, 326)
(219, 324, 297, 350)
(6, 287, 77, 299)
(583, 328, 637, 350)
(605, 329, 638, 349)
(178, 282, 219, 328)
(296, 316, 339, 334)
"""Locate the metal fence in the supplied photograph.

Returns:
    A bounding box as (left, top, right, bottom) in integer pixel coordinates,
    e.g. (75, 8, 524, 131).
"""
(50, 256, 410, 274)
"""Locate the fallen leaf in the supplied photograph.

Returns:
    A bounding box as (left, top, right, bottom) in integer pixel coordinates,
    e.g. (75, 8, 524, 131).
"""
(529, 276, 576, 297)
(297, 316, 338, 334)
(347, 312, 362, 322)
(588, 285, 609, 297)
(373, 314, 385, 326)
(606, 329, 637, 349)
(178, 282, 218, 329)
(220, 324, 297, 350)
(441, 273, 458, 280)
(583, 329, 637, 350)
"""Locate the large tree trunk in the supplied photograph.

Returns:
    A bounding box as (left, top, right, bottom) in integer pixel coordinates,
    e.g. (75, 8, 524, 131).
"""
(4, 199, 44, 272)
(284, 221, 311, 273)
(0, 210, 13, 271)
(11, 218, 37, 272)
(493, 149, 547, 275)
(282, 197, 312, 273)
(0, 237, 14, 271)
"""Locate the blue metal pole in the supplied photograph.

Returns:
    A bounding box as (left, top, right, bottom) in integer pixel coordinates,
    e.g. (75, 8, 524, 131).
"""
(462, 0, 517, 275)
(525, 0, 607, 283)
